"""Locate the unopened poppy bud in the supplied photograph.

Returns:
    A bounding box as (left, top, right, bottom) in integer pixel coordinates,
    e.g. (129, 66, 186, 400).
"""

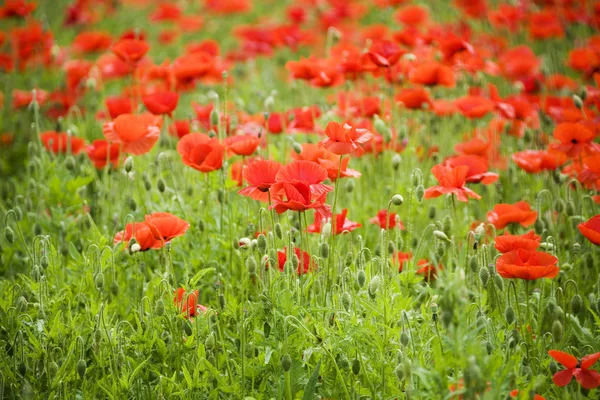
(400, 331, 410, 347)
(344, 178, 355, 193)
(549, 360, 558, 374)
(157, 178, 166, 192)
(292, 141, 302, 154)
(110, 280, 119, 296)
(210, 109, 220, 125)
(539, 242, 554, 251)
(428, 206, 436, 219)
(130, 243, 141, 253)
(392, 154, 402, 170)
(505, 306, 515, 325)
(572, 242, 580, 255)
(391, 194, 404, 206)
(579, 86, 588, 101)
(571, 294, 582, 314)
(154, 299, 165, 316)
(415, 185, 424, 202)
(246, 256, 257, 274)
(264, 321, 271, 338)
(281, 354, 292, 372)
(469, 256, 478, 272)
(291, 253, 299, 269)
(443, 215, 452, 234)
(205, 332, 216, 350)
(94, 273, 105, 290)
(124, 156, 134, 173)
(264, 96, 275, 111)
(65, 156, 76, 170)
(552, 320, 564, 343)
(586, 253, 595, 269)
(338, 291, 351, 312)
(554, 198, 565, 213)
(18, 362, 27, 376)
(572, 94, 583, 110)
(433, 230, 451, 242)
(4, 226, 15, 244)
(368, 275, 381, 298)
(77, 359, 86, 378)
(357, 269, 366, 287)
(352, 358, 361, 375)
(284, 261, 293, 273)
(246, 222, 255, 236)
(256, 234, 267, 253)
(345, 251, 353, 267)
(218, 189, 225, 203)
(479, 266, 490, 287)
(565, 201, 575, 216)
(274, 223, 283, 240)
(394, 364, 404, 381)
(219, 293, 225, 309)
(485, 341, 493, 355)
(16, 296, 28, 312)
(493, 273, 504, 291)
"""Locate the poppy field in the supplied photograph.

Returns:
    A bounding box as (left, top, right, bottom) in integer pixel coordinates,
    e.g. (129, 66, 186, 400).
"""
(2, 0, 600, 398)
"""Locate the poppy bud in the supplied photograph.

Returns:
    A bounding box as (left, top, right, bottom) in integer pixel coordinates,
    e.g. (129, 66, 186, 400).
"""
(485, 341, 493, 355)
(274, 223, 283, 240)
(122, 156, 134, 173)
(571, 242, 580, 255)
(434, 230, 451, 243)
(291, 253, 299, 269)
(144, 178, 152, 191)
(157, 178, 166, 192)
(284, 261, 293, 273)
(572, 95, 583, 110)
(565, 201, 575, 216)
(281, 354, 292, 372)
(554, 198, 565, 213)
(549, 360, 558, 375)
(368, 275, 381, 298)
(246, 256, 257, 275)
(344, 251, 353, 266)
(16, 296, 28, 312)
(578, 86, 588, 101)
(391, 154, 402, 171)
(443, 216, 452, 234)
(493, 273, 504, 291)
(586, 253, 595, 269)
(391, 194, 404, 206)
(40, 255, 49, 269)
(344, 179, 355, 193)
(77, 359, 86, 378)
(210, 109, 220, 125)
(239, 237, 251, 249)
(394, 364, 404, 381)
(469, 256, 478, 272)
(18, 362, 27, 377)
(33, 223, 42, 236)
(400, 331, 410, 347)
(94, 273, 105, 290)
(352, 358, 361, 375)
(357, 270, 366, 288)
(321, 221, 332, 238)
(264, 96, 275, 111)
(65, 156, 76, 170)
(264, 321, 271, 338)
(130, 243, 141, 253)
(218, 189, 225, 203)
(479, 266, 490, 287)
(551, 320, 564, 343)
(571, 294, 582, 314)
(154, 298, 165, 316)
(441, 309, 452, 327)
(415, 185, 424, 202)
(205, 332, 216, 350)
(341, 292, 351, 311)
(4, 227, 15, 244)
(505, 306, 515, 325)
(256, 234, 267, 253)
(292, 142, 302, 154)
(428, 206, 436, 219)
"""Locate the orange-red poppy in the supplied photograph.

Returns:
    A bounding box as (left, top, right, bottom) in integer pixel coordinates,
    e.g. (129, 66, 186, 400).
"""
(238, 159, 282, 202)
(409, 62, 455, 88)
(496, 249, 559, 280)
(395, 87, 432, 110)
(578, 215, 600, 246)
(454, 96, 495, 119)
(550, 122, 597, 158)
(512, 150, 567, 174)
(529, 10, 564, 40)
(40, 131, 86, 155)
(142, 91, 179, 117)
(102, 113, 162, 155)
(494, 230, 541, 253)
(114, 222, 161, 250)
(105, 96, 134, 119)
(277, 247, 315, 275)
(112, 38, 149, 64)
(177, 133, 224, 173)
(86, 139, 121, 169)
(487, 201, 537, 230)
(319, 121, 373, 156)
(307, 209, 361, 235)
(549, 350, 600, 389)
(509, 390, 544, 400)
(72, 31, 112, 54)
(424, 164, 481, 202)
(225, 134, 260, 156)
(174, 288, 207, 319)
(369, 209, 405, 230)
(144, 212, 190, 245)
(443, 155, 498, 184)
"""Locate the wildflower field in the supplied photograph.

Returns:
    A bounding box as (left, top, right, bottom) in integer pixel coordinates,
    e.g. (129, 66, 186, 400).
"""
(2, 0, 600, 398)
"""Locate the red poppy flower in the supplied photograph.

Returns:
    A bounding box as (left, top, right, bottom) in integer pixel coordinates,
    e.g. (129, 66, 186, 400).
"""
(578, 215, 600, 246)
(369, 209, 405, 230)
(114, 222, 161, 250)
(443, 155, 498, 184)
(0, 0, 36, 19)
(488, 5, 525, 32)
(396, 252, 413, 272)
(512, 150, 567, 174)
(496, 249, 559, 280)
(424, 164, 481, 202)
(174, 288, 207, 319)
(487, 201, 537, 230)
(454, 96, 495, 119)
(150, 3, 181, 21)
(142, 91, 179, 117)
(40, 131, 86, 155)
(64, 59, 93, 92)
(366, 40, 403, 68)
(548, 350, 600, 389)
(269, 178, 329, 215)
(319, 121, 373, 156)
(169, 120, 190, 139)
(105, 96, 134, 119)
(395, 87, 432, 110)
(550, 122, 596, 158)
(86, 139, 121, 169)
(498, 46, 540, 82)
(72, 31, 112, 54)
(112, 39, 149, 64)
(307, 209, 361, 235)
(267, 113, 284, 134)
(529, 10, 563, 40)
(317, 156, 361, 181)
(238, 159, 282, 202)
(277, 247, 315, 275)
(416, 259, 441, 282)
(409, 62, 456, 88)
(177, 133, 224, 173)
(12, 89, 49, 109)
(509, 390, 544, 400)
(145, 212, 190, 245)
(494, 230, 541, 253)
(275, 160, 333, 197)
(102, 113, 162, 156)
(578, 154, 600, 189)
(172, 52, 214, 88)
(394, 4, 428, 26)
(225, 134, 260, 156)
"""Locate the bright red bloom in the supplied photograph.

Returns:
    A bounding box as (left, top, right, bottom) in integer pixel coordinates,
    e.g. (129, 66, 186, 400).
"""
(319, 121, 373, 156)
(487, 201, 537, 230)
(225, 134, 260, 156)
(578, 215, 600, 246)
(275, 160, 333, 197)
(0, 0, 36, 18)
(307, 209, 361, 235)
(454, 96, 495, 119)
(144, 212, 190, 245)
(496, 249, 559, 280)
(174, 288, 207, 319)
(494, 230, 541, 253)
(238, 159, 282, 202)
(550, 122, 596, 158)
(40, 131, 86, 155)
(64, 59, 93, 92)
(102, 113, 162, 156)
(114, 222, 161, 250)
(369, 209, 405, 230)
(366, 40, 403, 68)
(498, 46, 540, 82)
(12, 89, 49, 109)
(409, 62, 456, 88)
(395, 87, 432, 110)
(177, 133, 224, 173)
(169, 120, 191, 139)
(424, 164, 481, 202)
(512, 150, 567, 174)
(548, 350, 600, 389)
(72, 31, 112, 54)
(394, 4, 428, 26)
(277, 247, 315, 275)
(142, 91, 179, 117)
(529, 10, 563, 40)
(416, 259, 441, 282)
(112, 39, 149, 64)
(443, 155, 498, 184)
(105, 96, 134, 119)
(86, 139, 121, 169)
(509, 390, 544, 400)
(396, 252, 413, 272)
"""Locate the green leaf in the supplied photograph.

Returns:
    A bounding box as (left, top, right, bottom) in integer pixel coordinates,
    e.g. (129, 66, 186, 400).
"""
(189, 267, 216, 287)
(302, 358, 321, 400)
(68, 241, 82, 263)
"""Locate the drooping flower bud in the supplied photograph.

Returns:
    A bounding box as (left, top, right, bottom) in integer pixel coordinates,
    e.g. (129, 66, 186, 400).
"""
(281, 354, 292, 372)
